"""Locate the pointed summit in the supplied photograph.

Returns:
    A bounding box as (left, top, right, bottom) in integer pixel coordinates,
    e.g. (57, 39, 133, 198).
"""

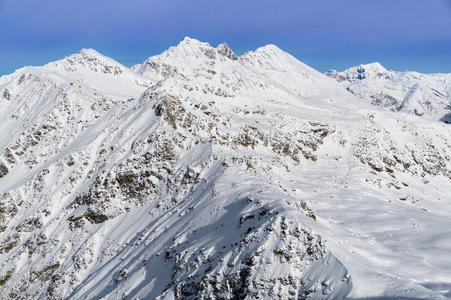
(79, 48, 104, 58)
(357, 62, 386, 74)
(330, 62, 390, 81)
(177, 36, 203, 47)
(62, 48, 124, 69)
(174, 36, 211, 52)
(352, 62, 388, 80)
(216, 42, 237, 60)
(160, 37, 217, 60)
(363, 61, 385, 69)
(253, 44, 288, 57)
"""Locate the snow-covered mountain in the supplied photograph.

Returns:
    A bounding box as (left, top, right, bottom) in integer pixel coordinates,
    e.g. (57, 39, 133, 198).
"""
(326, 63, 451, 123)
(0, 38, 450, 299)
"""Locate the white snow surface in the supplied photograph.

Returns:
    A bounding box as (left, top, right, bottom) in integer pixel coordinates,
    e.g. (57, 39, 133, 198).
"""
(326, 63, 451, 123)
(0, 38, 450, 299)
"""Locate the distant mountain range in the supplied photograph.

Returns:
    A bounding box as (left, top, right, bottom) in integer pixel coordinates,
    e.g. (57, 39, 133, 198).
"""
(327, 62, 451, 123)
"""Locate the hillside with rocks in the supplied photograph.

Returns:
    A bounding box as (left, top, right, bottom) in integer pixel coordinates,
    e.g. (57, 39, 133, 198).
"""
(0, 37, 450, 299)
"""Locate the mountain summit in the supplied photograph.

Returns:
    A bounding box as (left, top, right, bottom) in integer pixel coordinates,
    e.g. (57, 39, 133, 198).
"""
(216, 42, 238, 60)
(0, 38, 450, 299)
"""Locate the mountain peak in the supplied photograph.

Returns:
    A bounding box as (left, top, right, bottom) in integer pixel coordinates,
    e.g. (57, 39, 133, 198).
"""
(357, 62, 386, 74)
(61, 48, 120, 67)
(78, 48, 104, 58)
(255, 44, 285, 55)
(216, 42, 238, 60)
(175, 36, 211, 51)
(154, 37, 216, 61)
(331, 61, 389, 81)
(2, 37, 451, 300)
(39, 48, 151, 94)
(178, 36, 202, 46)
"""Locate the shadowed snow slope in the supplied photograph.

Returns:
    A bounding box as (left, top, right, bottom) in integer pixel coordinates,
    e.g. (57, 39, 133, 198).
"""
(0, 38, 450, 299)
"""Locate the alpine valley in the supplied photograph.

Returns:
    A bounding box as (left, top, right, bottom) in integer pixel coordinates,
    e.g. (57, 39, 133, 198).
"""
(0, 37, 450, 299)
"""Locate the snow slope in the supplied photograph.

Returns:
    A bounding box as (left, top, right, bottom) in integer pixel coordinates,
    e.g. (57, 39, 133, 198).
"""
(0, 38, 450, 299)
(326, 63, 451, 123)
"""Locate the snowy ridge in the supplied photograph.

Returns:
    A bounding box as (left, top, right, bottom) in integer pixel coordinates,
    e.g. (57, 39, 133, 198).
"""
(133, 37, 345, 100)
(0, 38, 450, 299)
(327, 63, 451, 123)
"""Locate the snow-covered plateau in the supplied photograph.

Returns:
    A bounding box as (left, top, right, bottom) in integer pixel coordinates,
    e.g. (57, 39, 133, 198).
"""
(0, 37, 450, 299)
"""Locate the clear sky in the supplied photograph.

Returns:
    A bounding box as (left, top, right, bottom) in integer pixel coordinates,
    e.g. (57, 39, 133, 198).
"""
(0, 0, 450, 75)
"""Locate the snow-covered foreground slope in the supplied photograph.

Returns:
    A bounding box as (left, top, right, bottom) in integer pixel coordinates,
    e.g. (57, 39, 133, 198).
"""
(0, 38, 450, 299)
(326, 63, 451, 123)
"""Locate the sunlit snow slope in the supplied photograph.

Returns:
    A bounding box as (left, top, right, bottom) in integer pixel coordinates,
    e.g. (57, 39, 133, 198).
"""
(327, 63, 451, 123)
(0, 38, 450, 299)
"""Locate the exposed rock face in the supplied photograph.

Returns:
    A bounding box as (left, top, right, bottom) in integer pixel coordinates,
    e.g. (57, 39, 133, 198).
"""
(0, 164, 8, 178)
(217, 42, 238, 60)
(0, 38, 449, 299)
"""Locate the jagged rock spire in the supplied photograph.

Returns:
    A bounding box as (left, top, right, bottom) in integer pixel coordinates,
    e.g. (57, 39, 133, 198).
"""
(217, 42, 237, 60)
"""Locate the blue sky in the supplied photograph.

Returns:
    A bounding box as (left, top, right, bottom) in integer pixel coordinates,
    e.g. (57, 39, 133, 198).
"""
(0, 0, 450, 75)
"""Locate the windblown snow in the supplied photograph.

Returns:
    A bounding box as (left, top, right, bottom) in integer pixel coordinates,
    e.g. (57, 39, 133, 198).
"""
(0, 37, 450, 299)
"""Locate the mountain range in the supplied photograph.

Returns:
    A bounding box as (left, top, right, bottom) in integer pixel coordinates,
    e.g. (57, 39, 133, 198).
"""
(0, 37, 450, 299)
